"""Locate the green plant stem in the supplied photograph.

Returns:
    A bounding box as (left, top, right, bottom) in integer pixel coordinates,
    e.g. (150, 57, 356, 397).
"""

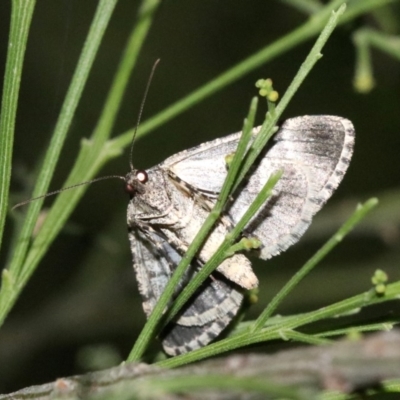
(340, 0, 397, 24)
(280, 330, 331, 345)
(155, 199, 379, 368)
(0, 0, 36, 250)
(0, 0, 120, 327)
(353, 28, 376, 92)
(86, 0, 161, 153)
(252, 199, 378, 331)
(355, 27, 400, 61)
(353, 26, 400, 92)
(235, 2, 346, 194)
(315, 322, 395, 338)
(160, 283, 400, 371)
(281, 0, 323, 14)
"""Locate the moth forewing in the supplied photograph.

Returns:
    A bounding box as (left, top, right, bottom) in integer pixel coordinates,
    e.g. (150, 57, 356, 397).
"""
(165, 116, 354, 261)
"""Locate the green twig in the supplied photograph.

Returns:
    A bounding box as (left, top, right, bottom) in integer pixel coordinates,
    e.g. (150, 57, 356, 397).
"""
(315, 322, 395, 338)
(235, 2, 347, 194)
(281, 0, 323, 14)
(353, 27, 400, 92)
(0, 0, 36, 250)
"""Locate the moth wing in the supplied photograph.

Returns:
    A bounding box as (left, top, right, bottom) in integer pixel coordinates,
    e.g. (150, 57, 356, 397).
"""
(162, 131, 243, 194)
(129, 228, 243, 356)
(240, 115, 354, 259)
(163, 116, 354, 260)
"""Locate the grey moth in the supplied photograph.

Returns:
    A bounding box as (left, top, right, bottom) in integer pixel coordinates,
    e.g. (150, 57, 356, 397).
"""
(125, 115, 355, 356)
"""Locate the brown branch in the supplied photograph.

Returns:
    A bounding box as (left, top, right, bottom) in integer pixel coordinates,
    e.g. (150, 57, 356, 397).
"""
(2, 330, 400, 399)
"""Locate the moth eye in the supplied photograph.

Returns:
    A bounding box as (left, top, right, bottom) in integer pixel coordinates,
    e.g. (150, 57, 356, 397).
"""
(136, 170, 148, 183)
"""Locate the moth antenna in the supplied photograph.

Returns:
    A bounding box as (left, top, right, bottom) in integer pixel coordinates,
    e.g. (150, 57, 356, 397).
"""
(14, 61, 160, 211)
(129, 58, 160, 171)
(12, 175, 126, 211)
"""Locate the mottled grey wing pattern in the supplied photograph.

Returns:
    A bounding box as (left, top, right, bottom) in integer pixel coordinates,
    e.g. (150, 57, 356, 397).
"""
(129, 228, 243, 356)
(128, 115, 354, 356)
(164, 115, 354, 260)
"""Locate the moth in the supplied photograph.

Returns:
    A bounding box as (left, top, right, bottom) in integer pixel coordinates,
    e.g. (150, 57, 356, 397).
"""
(125, 115, 355, 356)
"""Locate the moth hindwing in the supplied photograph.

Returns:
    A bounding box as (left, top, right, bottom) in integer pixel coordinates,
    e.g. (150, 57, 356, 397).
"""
(126, 115, 355, 356)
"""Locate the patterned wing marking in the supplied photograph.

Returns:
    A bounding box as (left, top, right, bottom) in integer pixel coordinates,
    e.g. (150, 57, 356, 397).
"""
(269, 116, 355, 210)
(129, 228, 243, 356)
(244, 116, 354, 259)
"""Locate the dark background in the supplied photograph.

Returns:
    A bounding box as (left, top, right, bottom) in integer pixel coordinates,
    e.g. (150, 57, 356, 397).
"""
(1, 0, 400, 393)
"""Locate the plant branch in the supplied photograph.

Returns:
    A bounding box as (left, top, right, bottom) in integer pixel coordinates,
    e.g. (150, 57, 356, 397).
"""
(2, 331, 400, 399)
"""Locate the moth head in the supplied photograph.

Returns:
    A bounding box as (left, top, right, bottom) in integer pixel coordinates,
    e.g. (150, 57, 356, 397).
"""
(124, 170, 148, 197)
